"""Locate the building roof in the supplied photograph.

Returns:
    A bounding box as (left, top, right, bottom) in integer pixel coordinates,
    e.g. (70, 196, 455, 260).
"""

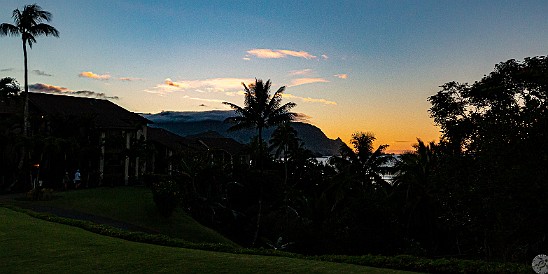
(28, 92, 150, 129)
(147, 127, 204, 153)
(196, 137, 246, 156)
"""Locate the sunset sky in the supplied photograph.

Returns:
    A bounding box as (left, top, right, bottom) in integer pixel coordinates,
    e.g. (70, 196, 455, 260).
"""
(1, 0, 547, 152)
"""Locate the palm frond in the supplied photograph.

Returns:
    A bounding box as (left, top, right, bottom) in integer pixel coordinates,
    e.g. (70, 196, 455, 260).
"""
(0, 23, 18, 36)
(31, 23, 59, 37)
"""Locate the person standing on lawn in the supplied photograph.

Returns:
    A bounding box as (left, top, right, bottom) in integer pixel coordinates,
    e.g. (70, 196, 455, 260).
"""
(74, 169, 81, 189)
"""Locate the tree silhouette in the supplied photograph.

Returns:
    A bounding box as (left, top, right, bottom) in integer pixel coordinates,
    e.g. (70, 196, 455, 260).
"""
(223, 79, 296, 246)
(427, 56, 548, 260)
(270, 122, 300, 159)
(393, 139, 439, 247)
(224, 79, 297, 168)
(0, 77, 21, 104)
(269, 122, 300, 185)
(331, 132, 392, 192)
(1, 4, 59, 137)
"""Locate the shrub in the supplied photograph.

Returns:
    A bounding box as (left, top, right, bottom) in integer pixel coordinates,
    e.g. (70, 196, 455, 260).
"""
(151, 178, 180, 217)
(25, 188, 54, 201)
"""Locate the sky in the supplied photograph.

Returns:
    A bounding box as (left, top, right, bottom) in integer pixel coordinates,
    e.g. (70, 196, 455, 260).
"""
(1, 0, 547, 153)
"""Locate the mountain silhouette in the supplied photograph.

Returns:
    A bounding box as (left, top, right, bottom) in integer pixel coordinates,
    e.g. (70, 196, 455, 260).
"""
(143, 111, 343, 156)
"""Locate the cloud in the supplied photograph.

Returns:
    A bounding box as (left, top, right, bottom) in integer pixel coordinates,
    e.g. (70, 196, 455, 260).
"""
(321, 54, 329, 60)
(29, 83, 118, 99)
(72, 90, 119, 100)
(183, 95, 228, 104)
(119, 77, 143, 81)
(289, 69, 313, 76)
(288, 78, 330, 87)
(294, 112, 312, 122)
(0, 68, 14, 72)
(334, 74, 348, 79)
(246, 49, 317, 60)
(79, 71, 111, 80)
(146, 78, 253, 95)
(32, 70, 52, 77)
(283, 93, 337, 105)
(242, 57, 251, 61)
(29, 83, 70, 93)
(143, 110, 236, 123)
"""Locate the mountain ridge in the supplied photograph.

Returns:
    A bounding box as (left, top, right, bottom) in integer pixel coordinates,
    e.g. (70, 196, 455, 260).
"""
(143, 111, 343, 156)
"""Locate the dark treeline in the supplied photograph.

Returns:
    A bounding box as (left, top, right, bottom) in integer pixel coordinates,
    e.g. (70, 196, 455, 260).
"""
(149, 57, 547, 263)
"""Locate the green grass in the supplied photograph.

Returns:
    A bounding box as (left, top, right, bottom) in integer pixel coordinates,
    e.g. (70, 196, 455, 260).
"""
(7, 187, 235, 246)
(0, 207, 416, 273)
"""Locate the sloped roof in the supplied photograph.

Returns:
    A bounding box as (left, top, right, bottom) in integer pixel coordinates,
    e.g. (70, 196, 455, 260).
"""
(196, 137, 246, 156)
(28, 92, 150, 129)
(147, 127, 204, 153)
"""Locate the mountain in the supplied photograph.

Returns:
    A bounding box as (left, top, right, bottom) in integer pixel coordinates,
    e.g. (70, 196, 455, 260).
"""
(143, 111, 344, 156)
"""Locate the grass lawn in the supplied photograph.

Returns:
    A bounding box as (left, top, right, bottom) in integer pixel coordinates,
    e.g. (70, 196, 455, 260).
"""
(0, 207, 417, 273)
(6, 187, 235, 246)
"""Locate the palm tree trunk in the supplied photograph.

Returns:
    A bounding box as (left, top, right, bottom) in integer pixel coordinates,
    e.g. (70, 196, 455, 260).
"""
(252, 126, 264, 246)
(252, 199, 262, 246)
(258, 126, 263, 170)
(17, 40, 29, 176)
(283, 144, 288, 186)
(23, 39, 29, 137)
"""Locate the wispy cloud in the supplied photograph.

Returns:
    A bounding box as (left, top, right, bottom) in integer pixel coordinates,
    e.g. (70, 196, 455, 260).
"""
(321, 54, 329, 60)
(289, 69, 313, 76)
(288, 78, 330, 87)
(246, 49, 317, 60)
(73, 90, 119, 99)
(283, 93, 337, 105)
(0, 68, 14, 72)
(295, 112, 312, 122)
(29, 83, 118, 99)
(79, 71, 111, 80)
(146, 78, 253, 95)
(32, 70, 53, 77)
(334, 74, 348, 79)
(183, 95, 227, 104)
(119, 77, 143, 81)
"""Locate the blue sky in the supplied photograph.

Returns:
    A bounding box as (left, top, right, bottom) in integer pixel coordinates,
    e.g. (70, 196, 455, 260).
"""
(1, 0, 547, 152)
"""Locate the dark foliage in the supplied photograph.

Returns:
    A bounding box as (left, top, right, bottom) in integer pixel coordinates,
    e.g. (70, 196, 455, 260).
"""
(151, 177, 181, 217)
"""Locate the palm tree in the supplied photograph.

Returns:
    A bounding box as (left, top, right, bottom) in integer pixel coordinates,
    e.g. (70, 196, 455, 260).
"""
(269, 122, 300, 185)
(269, 122, 300, 160)
(1, 4, 59, 137)
(223, 78, 296, 246)
(331, 132, 392, 190)
(223, 79, 297, 168)
(393, 139, 438, 238)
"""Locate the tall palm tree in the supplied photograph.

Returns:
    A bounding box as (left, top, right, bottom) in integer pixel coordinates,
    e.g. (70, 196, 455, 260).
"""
(223, 78, 296, 246)
(1, 4, 59, 137)
(223, 79, 297, 168)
